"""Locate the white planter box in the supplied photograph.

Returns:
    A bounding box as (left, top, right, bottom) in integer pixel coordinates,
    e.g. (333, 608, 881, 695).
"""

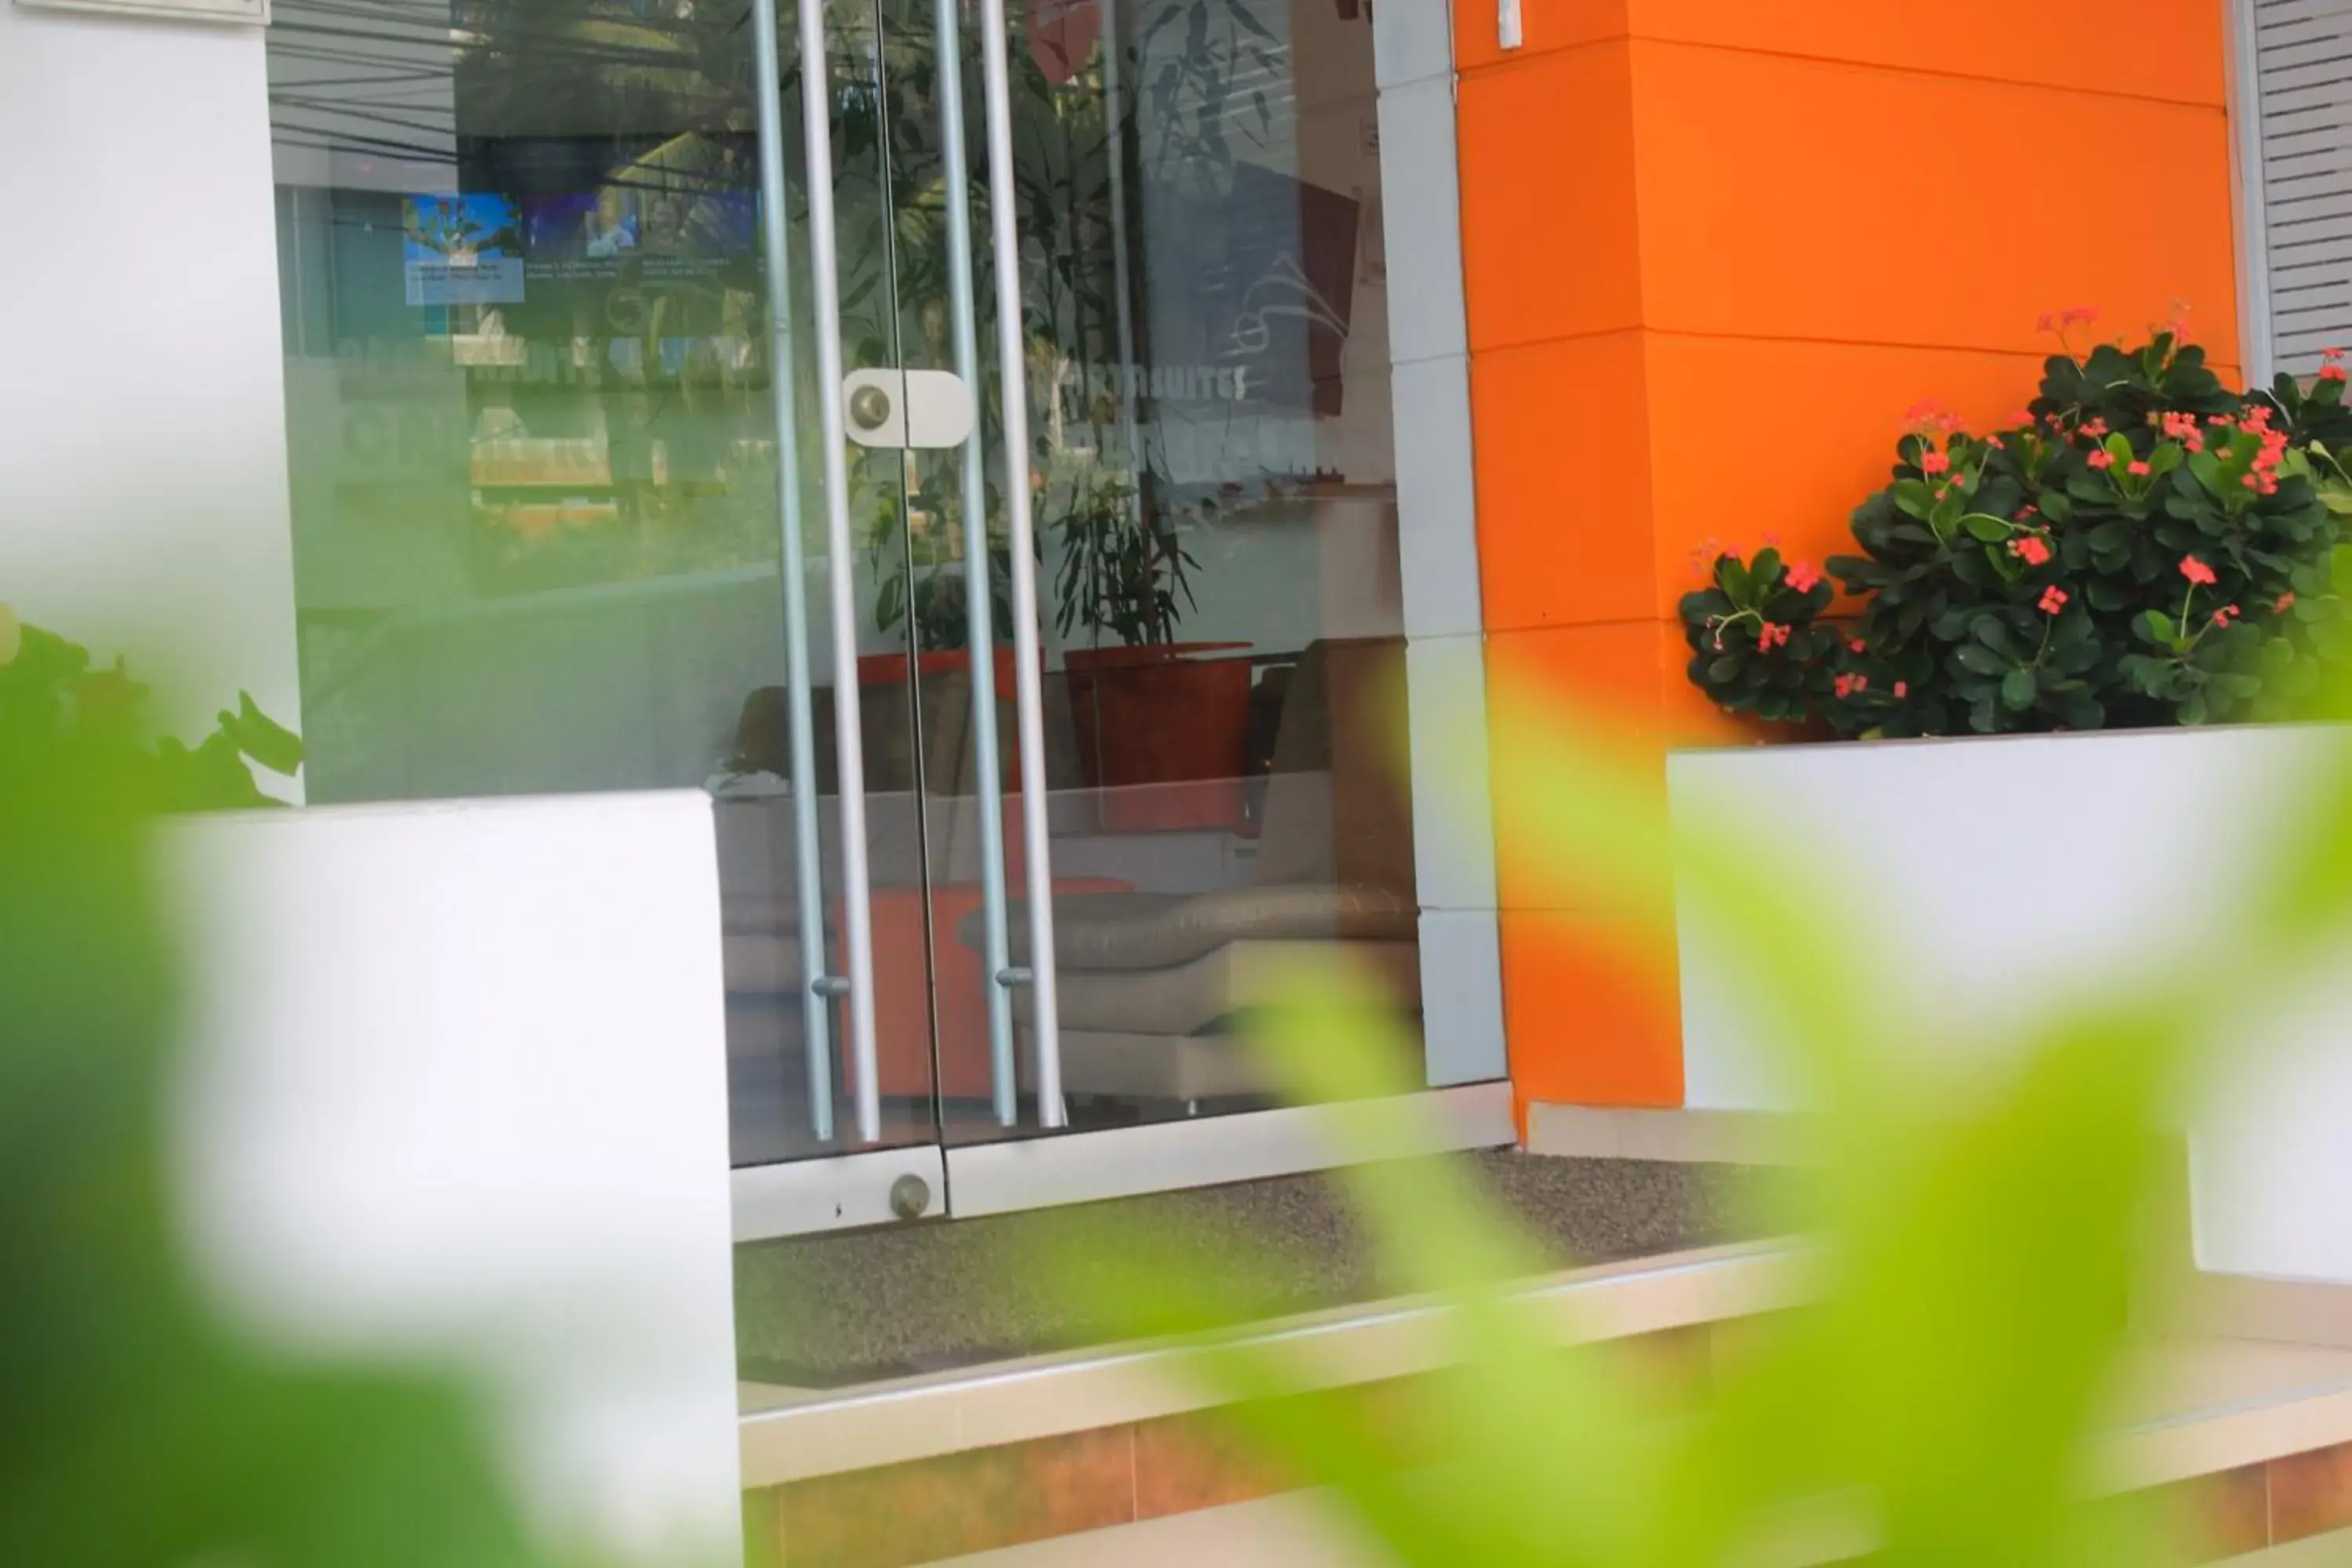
(165, 793, 741, 1566)
(1669, 725, 2352, 1285)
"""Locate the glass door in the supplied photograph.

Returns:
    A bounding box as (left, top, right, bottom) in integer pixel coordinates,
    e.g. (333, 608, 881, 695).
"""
(837, 0, 1429, 1172)
(267, 0, 1439, 1230)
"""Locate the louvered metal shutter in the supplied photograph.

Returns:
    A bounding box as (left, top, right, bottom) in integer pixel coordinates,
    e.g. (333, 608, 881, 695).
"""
(2248, 0, 2352, 378)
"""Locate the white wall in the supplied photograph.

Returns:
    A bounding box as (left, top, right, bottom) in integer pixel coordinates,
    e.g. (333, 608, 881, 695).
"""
(165, 792, 742, 1566)
(0, 3, 301, 759)
(1669, 726, 2352, 1283)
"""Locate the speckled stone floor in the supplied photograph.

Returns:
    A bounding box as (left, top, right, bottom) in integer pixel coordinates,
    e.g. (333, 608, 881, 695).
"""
(732, 1152, 1785, 1387)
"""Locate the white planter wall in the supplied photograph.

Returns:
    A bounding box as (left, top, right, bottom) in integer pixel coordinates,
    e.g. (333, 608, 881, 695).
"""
(0, 2, 302, 754)
(1670, 725, 2352, 1284)
(165, 793, 741, 1566)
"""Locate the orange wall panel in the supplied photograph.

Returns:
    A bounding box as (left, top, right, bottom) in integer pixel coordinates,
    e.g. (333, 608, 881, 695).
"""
(1501, 911, 1684, 1109)
(1460, 0, 2242, 1116)
(1475, 331, 1658, 631)
(1639, 336, 2062, 619)
(1457, 39, 1645, 354)
(1630, 0, 2229, 107)
(1486, 621, 1674, 915)
(1625, 40, 2241, 356)
(1455, 0, 1632, 75)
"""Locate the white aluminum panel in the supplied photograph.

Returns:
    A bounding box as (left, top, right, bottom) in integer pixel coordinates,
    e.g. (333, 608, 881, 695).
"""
(1420, 909, 1508, 1087)
(1395, 354, 1485, 641)
(1373, 0, 1454, 89)
(2245, 0, 2352, 376)
(1377, 73, 1471, 367)
(1405, 633, 1499, 912)
(731, 1145, 949, 1242)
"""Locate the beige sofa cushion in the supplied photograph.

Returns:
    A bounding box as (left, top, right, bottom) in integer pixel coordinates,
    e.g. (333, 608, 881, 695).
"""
(974, 884, 1415, 974)
(1013, 938, 1421, 1036)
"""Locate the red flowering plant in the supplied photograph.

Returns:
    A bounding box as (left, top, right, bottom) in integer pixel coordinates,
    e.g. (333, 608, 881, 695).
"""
(1681, 311, 2352, 735)
(1679, 543, 1841, 724)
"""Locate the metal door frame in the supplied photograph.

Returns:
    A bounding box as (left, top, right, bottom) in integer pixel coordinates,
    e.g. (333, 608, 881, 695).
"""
(730, 0, 1509, 1242)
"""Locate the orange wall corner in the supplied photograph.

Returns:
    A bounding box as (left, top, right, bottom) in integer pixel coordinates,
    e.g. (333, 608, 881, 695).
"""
(1461, 0, 2242, 1123)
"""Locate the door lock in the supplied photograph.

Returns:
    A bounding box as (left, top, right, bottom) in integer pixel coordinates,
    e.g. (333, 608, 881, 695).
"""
(888, 1172, 933, 1221)
(848, 383, 894, 433)
(842, 368, 977, 450)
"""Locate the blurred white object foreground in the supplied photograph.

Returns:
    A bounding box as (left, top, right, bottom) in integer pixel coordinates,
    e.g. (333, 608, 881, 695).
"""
(165, 793, 742, 1568)
(1670, 724, 2352, 1287)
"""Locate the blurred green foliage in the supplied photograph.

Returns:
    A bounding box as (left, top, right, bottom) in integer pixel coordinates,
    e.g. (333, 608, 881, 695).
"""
(0, 619, 546, 1567)
(0, 605, 303, 811)
(1050, 673, 2352, 1566)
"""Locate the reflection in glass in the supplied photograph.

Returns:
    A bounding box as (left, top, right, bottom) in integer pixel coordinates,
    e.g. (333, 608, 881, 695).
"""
(266, 0, 1425, 1166)
(888, 0, 1424, 1141)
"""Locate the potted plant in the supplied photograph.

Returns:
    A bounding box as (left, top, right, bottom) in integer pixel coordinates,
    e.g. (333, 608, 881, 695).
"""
(1661, 315, 2352, 1114)
(1051, 465, 1257, 829)
(1679, 317, 2352, 736)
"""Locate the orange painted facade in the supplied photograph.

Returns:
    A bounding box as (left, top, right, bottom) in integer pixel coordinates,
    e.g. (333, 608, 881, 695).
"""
(1457, 1, 2244, 1116)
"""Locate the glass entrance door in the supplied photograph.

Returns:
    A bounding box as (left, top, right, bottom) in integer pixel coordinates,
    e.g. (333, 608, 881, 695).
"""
(268, 0, 1450, 1229)
(818, 0, 1430, 1167)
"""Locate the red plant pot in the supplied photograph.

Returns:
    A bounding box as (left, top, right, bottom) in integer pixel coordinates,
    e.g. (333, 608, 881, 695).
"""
(1063, 642, 1254, 832)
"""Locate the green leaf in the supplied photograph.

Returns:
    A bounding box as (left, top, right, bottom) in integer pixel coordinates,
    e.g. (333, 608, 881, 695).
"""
(1955, 644, 2005, 676)
(1963, 514, 2010, 543)
(1719, 556, 1754, 604)
(2138, 610, 2177, 648)
(2057, 691, 2105, 728)
(2188, 448, 2224, 494)
(227, 693, 306, 778)
(1974, 618, 2017, 657)
(2002, 668, 2038, 710)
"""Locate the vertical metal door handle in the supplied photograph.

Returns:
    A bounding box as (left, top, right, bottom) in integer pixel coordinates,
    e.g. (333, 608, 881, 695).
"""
(932, 0, 1022, 1129)
(975, 0, 1068, 1128)
(750, 0, 836, 1143)
(796, 0, 885, 1145)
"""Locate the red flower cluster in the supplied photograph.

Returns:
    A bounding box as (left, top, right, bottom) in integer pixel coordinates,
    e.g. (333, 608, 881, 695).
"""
(2212, 604, 2243, 629)
(2009, 535, 2053, 567)
(2324, 347, 2348, 386)
(2180, 555, 2218, 587)
(1759, 622, 1791, 652)
(1784, 559, 1824, 593)
(2159, 410, 2208, 452)
(2243, 408, 2289, 496)
(1834, 672, 1871, 699)
(2086, 449, 2114, 471)
(1904, 400, 1965, 437)
(2276, 591, 2299, 615)
(2038, 586, 2070, 616)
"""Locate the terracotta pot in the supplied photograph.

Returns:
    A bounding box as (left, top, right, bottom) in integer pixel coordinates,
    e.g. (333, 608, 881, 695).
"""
(1063, 642, 1254, 831)
(1021, 0, 1102, 84)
